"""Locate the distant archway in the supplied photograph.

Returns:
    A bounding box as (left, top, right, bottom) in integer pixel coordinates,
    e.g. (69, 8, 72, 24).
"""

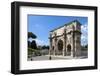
(67, 44, 71, 55)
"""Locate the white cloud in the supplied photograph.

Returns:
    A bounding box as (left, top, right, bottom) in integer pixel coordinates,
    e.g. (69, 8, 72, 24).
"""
(81, 24, 88, 33)
(34, 24, 44, 30)
(81, 23, 88, 46)
(33, 39, 48, 46)
(35, 39, 45, 45)
(28, 38, 47, 46)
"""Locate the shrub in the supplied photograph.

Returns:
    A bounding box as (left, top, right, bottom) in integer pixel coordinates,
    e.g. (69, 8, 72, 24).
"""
(28, 48, 41, 56)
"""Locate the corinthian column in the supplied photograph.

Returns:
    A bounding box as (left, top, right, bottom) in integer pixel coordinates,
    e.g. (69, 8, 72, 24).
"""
(72, 25, 75, 57)
(63, 28, 66, 56)
(49, 33, 52, 55)
(54, 32, 57, 56)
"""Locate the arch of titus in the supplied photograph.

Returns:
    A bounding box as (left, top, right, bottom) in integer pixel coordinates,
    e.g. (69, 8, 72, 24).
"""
(49, 20, 82, 57)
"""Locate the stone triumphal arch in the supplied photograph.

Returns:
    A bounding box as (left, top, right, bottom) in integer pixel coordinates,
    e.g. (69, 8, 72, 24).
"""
(49, 20, 81, 57)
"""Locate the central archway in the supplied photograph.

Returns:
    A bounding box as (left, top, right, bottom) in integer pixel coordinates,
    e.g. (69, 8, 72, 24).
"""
(57, 39, 63, 55)
(67, 44, 71, 56)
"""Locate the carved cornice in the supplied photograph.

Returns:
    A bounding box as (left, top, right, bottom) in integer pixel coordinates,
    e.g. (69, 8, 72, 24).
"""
(50, 20, 81, 32)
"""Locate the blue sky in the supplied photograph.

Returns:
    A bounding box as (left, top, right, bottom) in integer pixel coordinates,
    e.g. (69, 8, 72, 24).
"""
(28, 15, 88, 46)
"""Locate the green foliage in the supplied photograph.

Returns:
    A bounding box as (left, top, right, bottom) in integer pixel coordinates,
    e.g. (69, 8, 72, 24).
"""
(41, 45, 49, 49)
(28, 41, 31, 48)
(81, 44, 88, 51)
(28, 48, 36, 55)
(28, 32, 37, 39)
(31, 40, 37, 49)
(84, 44, 88, 48)
(28, 48, 41, 56)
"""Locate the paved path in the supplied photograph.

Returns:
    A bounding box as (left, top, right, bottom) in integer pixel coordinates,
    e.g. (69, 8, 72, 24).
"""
(28, 55, 87, 61)
(28, 50, 88, 61)
(28, 55, 67, 61)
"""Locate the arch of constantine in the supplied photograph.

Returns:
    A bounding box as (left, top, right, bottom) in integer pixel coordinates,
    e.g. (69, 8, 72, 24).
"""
(49, 20, 82, 57)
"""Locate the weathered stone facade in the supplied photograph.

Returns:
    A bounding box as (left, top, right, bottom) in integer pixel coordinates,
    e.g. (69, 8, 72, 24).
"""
(49, 20, 81, 57)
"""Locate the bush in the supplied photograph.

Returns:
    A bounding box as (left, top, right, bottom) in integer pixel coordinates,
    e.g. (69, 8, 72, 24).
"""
(28, 48, 35, 55)
(28, 48, 41, 56)
(35, 50, 41, 56)
(31, 40, 37, 49)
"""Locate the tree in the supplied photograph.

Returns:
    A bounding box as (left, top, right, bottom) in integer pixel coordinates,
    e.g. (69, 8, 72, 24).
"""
(28, 32, 37, 39)
(42, 45, 46, 49)
(31, 40, 37, 49)
(28, 41, 31, 48)
(85, 44, 88, 49)
(28, 32, 37, 48)
(42, 45, 49, 49)
(46, 45, 49, 50)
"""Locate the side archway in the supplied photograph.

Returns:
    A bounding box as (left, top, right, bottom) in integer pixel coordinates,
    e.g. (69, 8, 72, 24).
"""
(67, 44, 71, 56)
